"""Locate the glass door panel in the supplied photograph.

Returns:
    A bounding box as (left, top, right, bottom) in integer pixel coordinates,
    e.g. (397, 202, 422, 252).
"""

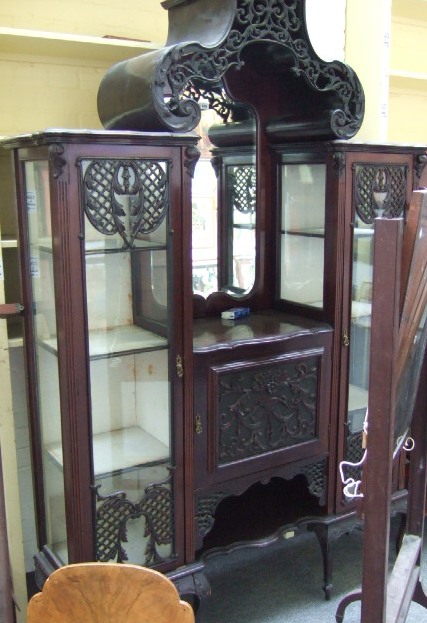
(346, 220, 374, 435)
(80, 157, 173, 565)
(24, 161, 68, 563)
(280, 164, 326, 308)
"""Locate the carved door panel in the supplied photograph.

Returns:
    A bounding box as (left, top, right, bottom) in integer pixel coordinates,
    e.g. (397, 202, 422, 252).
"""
(193, 322, 332, 491)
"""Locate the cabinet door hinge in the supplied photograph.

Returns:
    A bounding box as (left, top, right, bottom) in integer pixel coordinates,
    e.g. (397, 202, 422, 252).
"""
(176, 354, 184, 378)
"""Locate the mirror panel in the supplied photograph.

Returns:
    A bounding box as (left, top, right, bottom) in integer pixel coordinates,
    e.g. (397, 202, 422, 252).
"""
(192, 109, 220, 297)
(192, 98, 256, 299)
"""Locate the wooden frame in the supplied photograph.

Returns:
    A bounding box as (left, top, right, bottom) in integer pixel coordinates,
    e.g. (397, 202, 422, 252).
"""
(337, 190, 427, 622)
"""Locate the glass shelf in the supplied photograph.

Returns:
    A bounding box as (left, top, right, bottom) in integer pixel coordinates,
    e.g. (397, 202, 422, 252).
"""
(46, 425, 169, 477)
(40, 324, 168, 358)
(37, 238, 167, 254)
(281, 228, 324, 238)
(280, 162, 326, 308)
(348, 383, 369, 412)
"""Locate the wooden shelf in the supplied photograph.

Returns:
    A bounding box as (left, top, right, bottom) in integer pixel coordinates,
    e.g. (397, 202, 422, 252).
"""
(0, 27, 160, 64)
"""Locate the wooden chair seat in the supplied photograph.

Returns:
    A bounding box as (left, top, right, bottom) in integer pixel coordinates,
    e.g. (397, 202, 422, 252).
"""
(27, 563, 195, 623)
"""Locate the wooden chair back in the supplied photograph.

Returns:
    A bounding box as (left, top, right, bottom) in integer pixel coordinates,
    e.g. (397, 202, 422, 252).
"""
(27, 562, 195, 623)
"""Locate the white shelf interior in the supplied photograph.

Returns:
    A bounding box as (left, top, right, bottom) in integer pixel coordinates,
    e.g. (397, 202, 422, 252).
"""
(46, 425, 169, 477)
(348, 383, 369, 413)
(42, 324, 167, 357)
(351, 301, 372, 319)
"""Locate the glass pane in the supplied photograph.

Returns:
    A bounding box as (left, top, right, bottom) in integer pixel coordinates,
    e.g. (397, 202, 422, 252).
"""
(346, 220, 374, 435)
(24, 161, 68, 563)
(280, 164, 326, 307)
(81, 157, 173, 565)
(230, 227, 255, 292)
(192, 157, 218, 296)
(191, 104, 257, 299)
(227, 164, 256, 293)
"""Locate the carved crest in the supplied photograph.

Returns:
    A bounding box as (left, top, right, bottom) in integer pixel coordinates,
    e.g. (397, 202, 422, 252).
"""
(80, 158, 169, 248)
(353, 163, 408, 224)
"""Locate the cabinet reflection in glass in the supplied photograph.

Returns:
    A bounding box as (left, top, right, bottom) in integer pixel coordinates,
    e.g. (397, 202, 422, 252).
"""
(192, 103, 256, 299)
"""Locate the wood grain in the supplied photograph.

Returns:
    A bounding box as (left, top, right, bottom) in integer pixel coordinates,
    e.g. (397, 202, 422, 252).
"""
(27, 563, 194, 623)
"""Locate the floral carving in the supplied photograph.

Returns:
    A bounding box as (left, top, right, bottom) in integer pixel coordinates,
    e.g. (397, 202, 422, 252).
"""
(216, 357, 319, 464)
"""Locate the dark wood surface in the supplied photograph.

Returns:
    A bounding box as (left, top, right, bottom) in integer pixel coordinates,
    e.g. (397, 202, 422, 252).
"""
(193, 311, 331, 351)
(338, 193, 427, 622)
(1, 0, 427, 606)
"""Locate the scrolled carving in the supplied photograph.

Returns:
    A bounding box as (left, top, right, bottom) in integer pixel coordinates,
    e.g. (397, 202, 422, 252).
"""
(415, 154, 427, 182)
(301, 459, 326, 499)
(196, 490, 232, 537)
(98, 0, 364, 138)
(216, 357, 319, 464)
(184, 145, 201, 178)
(210, 155, 222, 178)
(153, 0, 364, 137)
(183, 83, 236, 124)
(95, 472, 175, 566)
(49, 144, 66, 179)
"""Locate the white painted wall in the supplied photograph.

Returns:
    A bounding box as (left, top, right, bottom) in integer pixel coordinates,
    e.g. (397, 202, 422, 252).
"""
(345, 0, 392, 142)
(305, 0, 346, 61)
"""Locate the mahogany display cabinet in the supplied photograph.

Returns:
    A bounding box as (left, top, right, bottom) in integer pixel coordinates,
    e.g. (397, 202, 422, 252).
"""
(3, 0, 427, 610)
(0, 130, 201, 587)
(3, 130, 426, 602)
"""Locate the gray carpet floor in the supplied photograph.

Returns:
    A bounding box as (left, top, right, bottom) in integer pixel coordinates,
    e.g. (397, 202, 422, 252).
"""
(199, 523, 427, 622)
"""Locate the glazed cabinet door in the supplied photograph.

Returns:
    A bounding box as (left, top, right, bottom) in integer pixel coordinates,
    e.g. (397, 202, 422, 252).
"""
(6, 132, 195, 580)
(335, 149, 418, 512)
(274, 142, 427, 515)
